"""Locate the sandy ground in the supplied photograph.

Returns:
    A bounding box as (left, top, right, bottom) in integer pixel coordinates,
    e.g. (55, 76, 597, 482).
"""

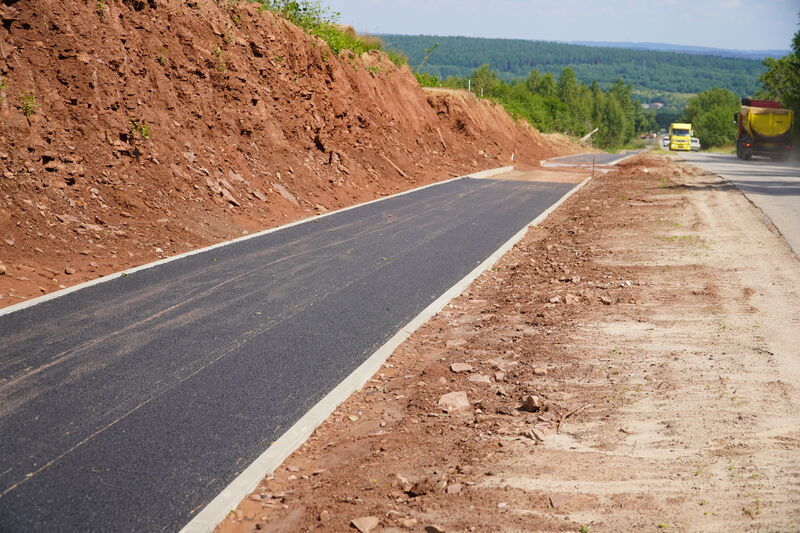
(215, 155, 800, 532)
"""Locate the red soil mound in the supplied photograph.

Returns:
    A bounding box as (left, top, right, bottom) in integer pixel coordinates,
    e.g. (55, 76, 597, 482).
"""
(0, 0, 577, 307)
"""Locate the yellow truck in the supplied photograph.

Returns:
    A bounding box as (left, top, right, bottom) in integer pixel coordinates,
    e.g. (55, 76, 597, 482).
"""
(668, 123, 692, 151)
(735, 99, 794, 160)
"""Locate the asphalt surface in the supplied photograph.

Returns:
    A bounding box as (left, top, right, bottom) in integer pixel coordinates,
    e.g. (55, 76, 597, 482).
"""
(0, 176, 575, 531)
(547, 150, 643, 166)
(681, 152, 800, 255)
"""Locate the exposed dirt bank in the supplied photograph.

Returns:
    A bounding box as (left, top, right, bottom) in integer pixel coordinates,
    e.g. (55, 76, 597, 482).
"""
(216, 156, 800, 532)
(0, 0, 578, 307)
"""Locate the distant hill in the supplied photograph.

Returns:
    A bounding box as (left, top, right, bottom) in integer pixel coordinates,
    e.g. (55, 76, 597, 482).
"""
(571, 41, 789, 61)
(380, 34, 766, 97)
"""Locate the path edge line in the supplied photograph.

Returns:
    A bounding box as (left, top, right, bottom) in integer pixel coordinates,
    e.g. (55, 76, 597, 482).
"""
(179, 175, 592, 533)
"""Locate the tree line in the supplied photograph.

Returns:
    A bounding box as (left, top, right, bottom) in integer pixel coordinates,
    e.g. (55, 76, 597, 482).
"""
(419, 65, 657, 149)
(382, 34, 765, 96)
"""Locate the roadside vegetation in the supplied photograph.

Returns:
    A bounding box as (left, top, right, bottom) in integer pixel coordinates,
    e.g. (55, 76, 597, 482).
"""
(758, 14, 800, 144)
(417, 64, 656, 149)
(254, 0, 406, 65)
(682, 88, 741, 148)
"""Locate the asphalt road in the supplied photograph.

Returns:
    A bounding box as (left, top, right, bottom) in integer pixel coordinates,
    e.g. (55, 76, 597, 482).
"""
(681, 152, 800, 255)
(547, 150, 643, 166)
(0, 176, 575, 531)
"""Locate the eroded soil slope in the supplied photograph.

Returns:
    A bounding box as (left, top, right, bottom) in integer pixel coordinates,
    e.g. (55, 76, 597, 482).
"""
(217, 156, 800, 532)
(0, 0, 575, 306)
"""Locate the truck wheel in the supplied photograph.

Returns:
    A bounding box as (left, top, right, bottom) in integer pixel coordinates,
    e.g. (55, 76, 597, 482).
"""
(739, 140, 752, 160)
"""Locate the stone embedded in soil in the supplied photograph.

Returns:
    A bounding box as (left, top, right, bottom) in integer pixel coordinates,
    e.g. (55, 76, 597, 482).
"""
(424, 525, 447, 533)
(548, 296, 561, 304)
(549, 493, 574, 508)
(449, 362, 473, 373)
(437, 391, 470, 413)
(319, 510, 331, 523)
(445, 338, 467, 348)
(65, 266, 76, 275)
(468, 374, 492, 383)
(446, 483, 463, 495)
(564, 293, 581, 305)
(530, 428, 546, 442)
(0, 264, 6, 275)
(395, 474, 412, 492)
(273, 182, 300, 206)
(399, 518, 418, 528)
(220, 188, 240, 207)
(520, 395, 542, 412)
(495, 405, 517, 416)
(350, 516, 380, 532)
(599, 295, 613, 305)
(533, 367, 548, 376)
(251, 189, 268, 202)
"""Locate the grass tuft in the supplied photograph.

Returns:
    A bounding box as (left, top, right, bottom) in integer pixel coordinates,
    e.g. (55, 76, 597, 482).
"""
(19, 91, 38, 117)
(252, 1, 406, 63)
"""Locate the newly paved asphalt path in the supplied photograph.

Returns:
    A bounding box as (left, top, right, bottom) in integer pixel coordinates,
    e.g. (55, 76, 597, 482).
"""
(547, 150, 643, 166)
(0, 176, 575, 531)
(681, 152, 800, 255)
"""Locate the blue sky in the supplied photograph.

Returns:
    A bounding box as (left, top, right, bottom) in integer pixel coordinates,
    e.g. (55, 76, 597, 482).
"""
(324, 0, 798, 51)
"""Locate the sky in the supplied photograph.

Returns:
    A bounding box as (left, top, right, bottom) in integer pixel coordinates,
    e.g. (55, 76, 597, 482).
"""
(323, 0, 798, 51)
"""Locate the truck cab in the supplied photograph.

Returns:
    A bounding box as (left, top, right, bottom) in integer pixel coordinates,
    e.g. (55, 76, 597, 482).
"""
(669, 123, 692, 152)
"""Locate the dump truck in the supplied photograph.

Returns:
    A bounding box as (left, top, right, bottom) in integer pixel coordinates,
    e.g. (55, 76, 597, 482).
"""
(668, 122, 693, 151)
(735, 99, 794, 160)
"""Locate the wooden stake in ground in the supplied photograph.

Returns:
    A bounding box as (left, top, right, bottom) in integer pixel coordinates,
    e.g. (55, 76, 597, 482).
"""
(436, 127, 447, 152)
(380, 152, 408, 178)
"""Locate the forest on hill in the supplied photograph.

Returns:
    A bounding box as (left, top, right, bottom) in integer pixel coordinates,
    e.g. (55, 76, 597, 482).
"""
(380, 34, 767, 97)
(571, 41, 789, 61)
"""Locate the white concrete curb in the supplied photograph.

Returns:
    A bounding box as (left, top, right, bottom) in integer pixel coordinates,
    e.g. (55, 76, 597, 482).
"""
(0, 167, 513, 318)
(179, 174, 592, 533)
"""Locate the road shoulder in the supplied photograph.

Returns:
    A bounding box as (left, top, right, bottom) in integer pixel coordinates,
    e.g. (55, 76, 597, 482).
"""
(216, 155, 800, 532)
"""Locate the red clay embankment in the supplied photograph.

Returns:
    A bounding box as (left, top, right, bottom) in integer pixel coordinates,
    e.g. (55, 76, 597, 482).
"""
(0, 0, 579, 306)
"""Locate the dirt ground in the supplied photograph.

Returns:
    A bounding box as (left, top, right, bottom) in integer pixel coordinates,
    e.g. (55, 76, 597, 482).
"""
(216, 154, 800, 532)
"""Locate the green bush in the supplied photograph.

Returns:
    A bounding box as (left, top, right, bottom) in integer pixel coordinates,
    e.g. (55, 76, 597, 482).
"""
(414, 71, 441, 88)
(255, 0, 402, 59)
